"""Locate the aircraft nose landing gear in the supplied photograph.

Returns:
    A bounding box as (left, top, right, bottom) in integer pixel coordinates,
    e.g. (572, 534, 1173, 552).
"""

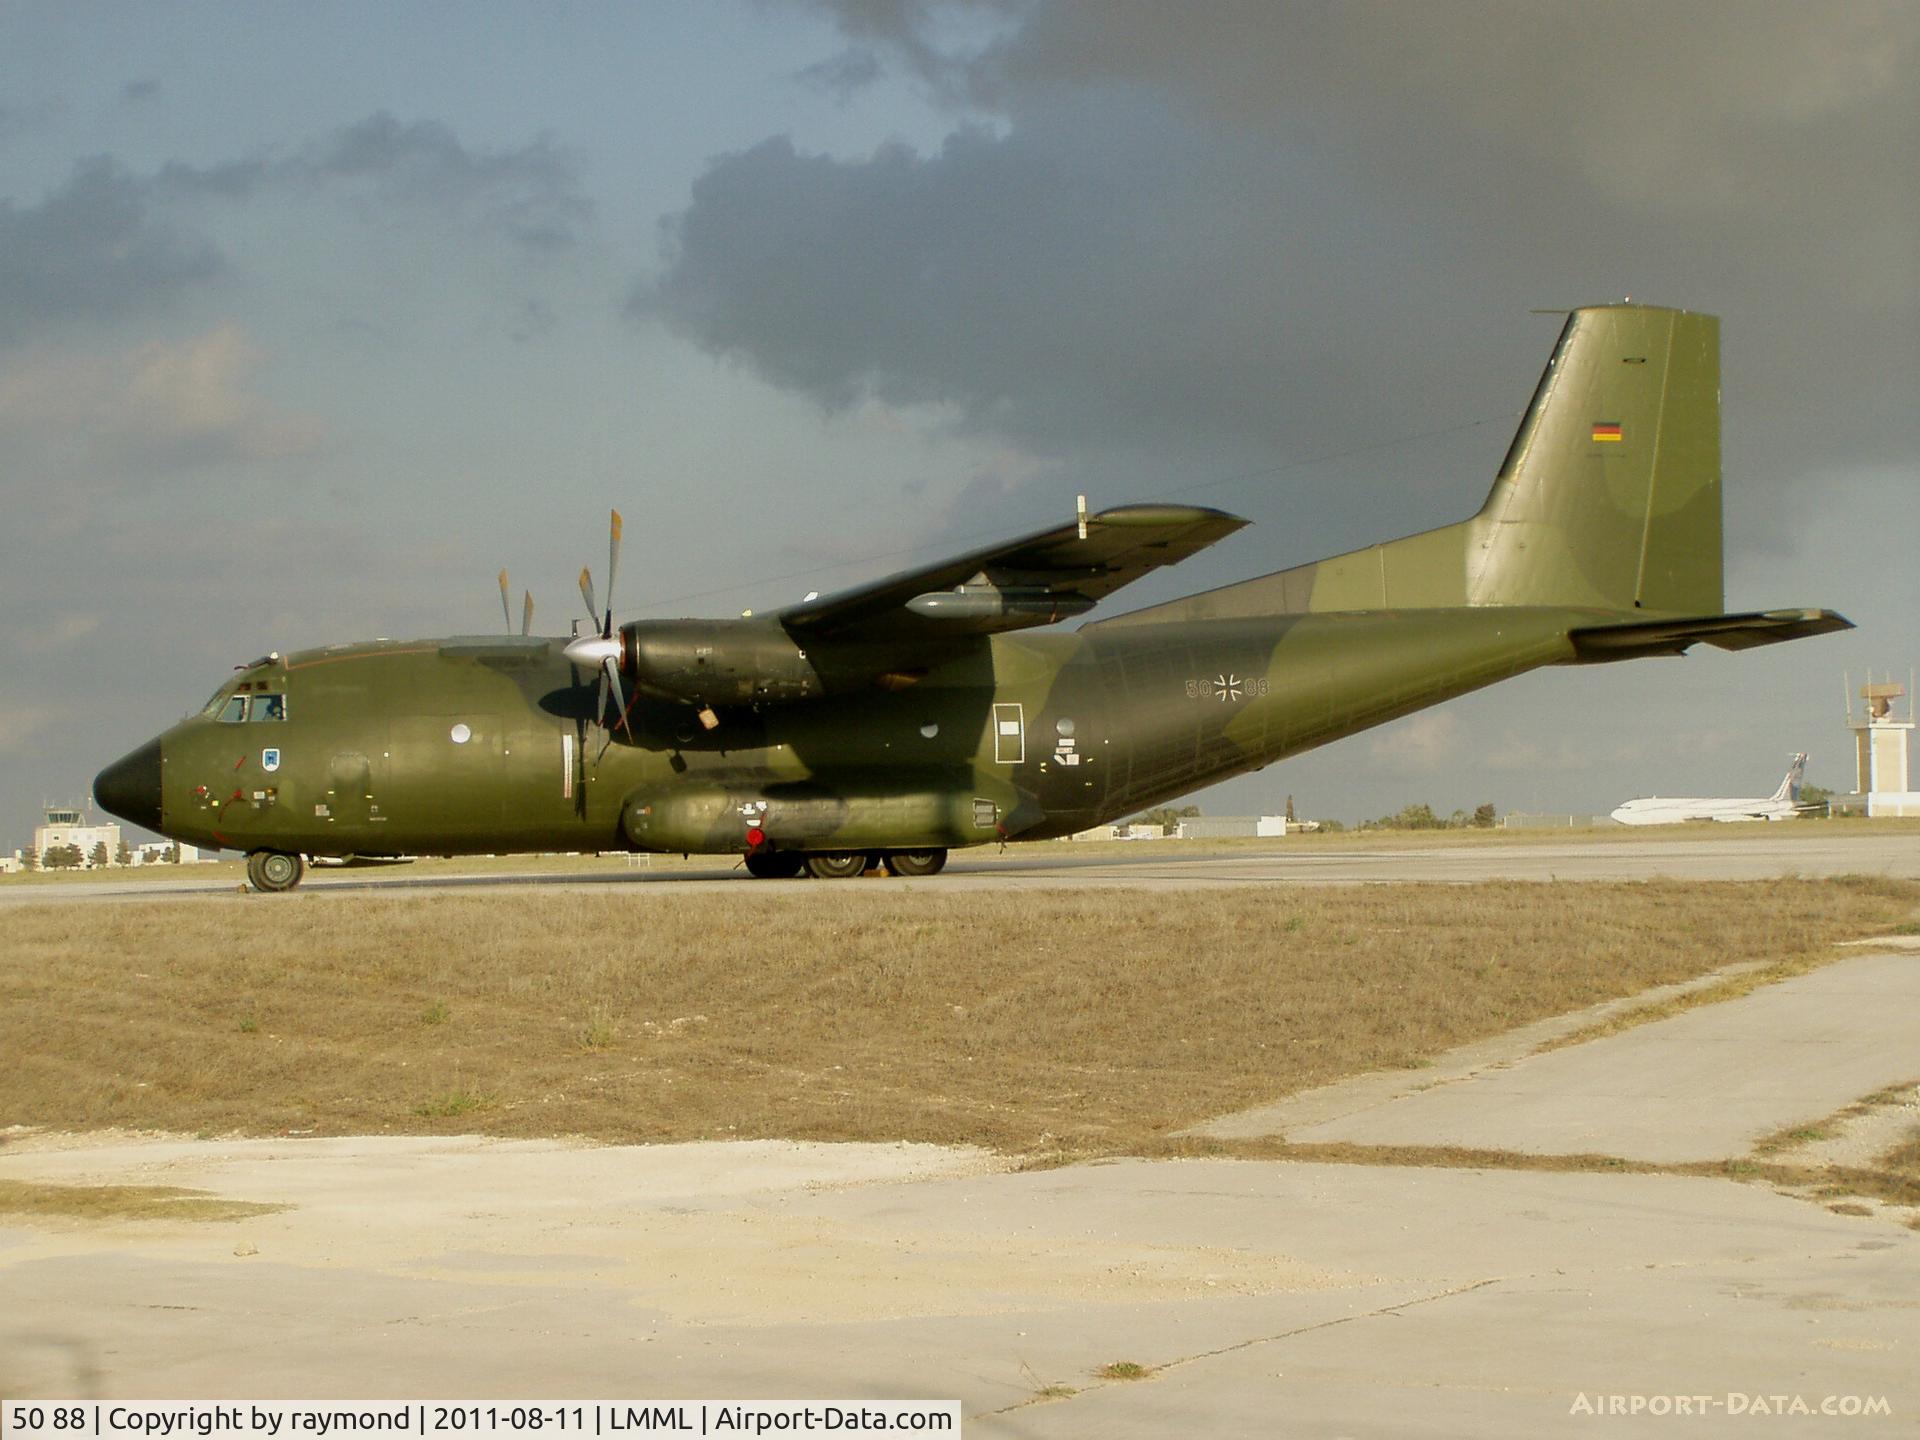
(246, 850, 306, 893)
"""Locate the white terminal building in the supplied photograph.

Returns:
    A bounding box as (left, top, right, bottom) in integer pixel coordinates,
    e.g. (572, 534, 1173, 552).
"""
(1833, 676, 1920, 818)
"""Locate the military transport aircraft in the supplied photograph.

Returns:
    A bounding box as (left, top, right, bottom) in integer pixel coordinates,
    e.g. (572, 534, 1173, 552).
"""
(1610, 753, 1813, 825)
(95, 305, 1850, 891)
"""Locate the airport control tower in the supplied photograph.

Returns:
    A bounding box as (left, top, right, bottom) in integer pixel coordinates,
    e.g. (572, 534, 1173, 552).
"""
(1838, 675, 1920, 817)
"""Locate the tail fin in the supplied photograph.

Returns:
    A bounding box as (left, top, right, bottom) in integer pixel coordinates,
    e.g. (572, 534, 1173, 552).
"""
(1093, 305, 1725, 628)
(1772, 753, 1807, 804)
(1465, 306, 1721, 612)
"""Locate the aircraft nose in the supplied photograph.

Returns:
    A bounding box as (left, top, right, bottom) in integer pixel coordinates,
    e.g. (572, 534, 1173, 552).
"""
(95, 738, 163, 831)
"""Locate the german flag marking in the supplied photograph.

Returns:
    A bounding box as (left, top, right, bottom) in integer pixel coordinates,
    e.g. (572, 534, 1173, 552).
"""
(1592, 421, 1623, 442)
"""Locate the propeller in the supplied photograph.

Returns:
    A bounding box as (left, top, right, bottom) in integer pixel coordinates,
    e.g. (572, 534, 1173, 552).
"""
(499, 569, 535, 636)
(562, 509, 633, 752)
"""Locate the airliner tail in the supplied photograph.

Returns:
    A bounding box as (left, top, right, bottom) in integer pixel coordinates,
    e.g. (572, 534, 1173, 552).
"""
(1771, 753, 1807, 805)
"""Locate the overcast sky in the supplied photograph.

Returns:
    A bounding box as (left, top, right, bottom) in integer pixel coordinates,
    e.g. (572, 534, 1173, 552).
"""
(3, 0, 1916, 843)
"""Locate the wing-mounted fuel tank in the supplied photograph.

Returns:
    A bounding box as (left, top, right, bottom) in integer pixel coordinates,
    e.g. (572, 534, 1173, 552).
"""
(621, 771, 1040, 854)
(620, 619, 824, 708)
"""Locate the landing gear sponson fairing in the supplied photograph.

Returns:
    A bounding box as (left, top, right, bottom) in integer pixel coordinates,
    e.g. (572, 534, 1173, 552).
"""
(96, 306, 1850, 889)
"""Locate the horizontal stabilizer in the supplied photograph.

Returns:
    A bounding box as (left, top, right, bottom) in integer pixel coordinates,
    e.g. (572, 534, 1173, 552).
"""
(1568, 608, 1852, 663)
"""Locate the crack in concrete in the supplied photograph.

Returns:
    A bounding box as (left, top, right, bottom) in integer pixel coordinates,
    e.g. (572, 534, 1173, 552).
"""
(981, 1276, 1505, 1419)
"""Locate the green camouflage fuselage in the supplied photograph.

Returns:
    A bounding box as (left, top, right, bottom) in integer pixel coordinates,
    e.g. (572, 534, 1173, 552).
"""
(156, 606, 1586, 858)
(101, 305, 1852, 868)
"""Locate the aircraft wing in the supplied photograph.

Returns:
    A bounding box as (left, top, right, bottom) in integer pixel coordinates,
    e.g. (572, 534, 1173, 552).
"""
(1567, 608, 1853, 662)
(775, 503, 1248, 643)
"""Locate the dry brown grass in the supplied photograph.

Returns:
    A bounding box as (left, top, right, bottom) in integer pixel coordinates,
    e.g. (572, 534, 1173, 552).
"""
(1538, 952, 1865, 1054)
(1113, 1135, 1920, 1213)
(1742, 1081, 1920, 1214)
(1752, 1082, 1918, 1157)
(0, 1179, 283, 1223)
(1, 878, 1912, 1154)
(1827, 1125, 1920, 1210)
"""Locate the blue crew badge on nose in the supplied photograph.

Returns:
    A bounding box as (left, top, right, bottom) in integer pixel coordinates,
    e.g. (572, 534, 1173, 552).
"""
(262, 748, 281, 772)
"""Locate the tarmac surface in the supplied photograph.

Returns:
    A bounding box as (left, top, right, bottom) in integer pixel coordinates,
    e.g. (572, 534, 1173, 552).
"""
(5, 834, 1920, 1432)
(1201, 943, 1920, 1161)
(7, 828, 1920, 902)
(3, 1132, 1915, 1434)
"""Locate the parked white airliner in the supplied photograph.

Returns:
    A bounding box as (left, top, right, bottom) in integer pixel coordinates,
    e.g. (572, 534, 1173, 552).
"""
(1610, 754, 1810, 826)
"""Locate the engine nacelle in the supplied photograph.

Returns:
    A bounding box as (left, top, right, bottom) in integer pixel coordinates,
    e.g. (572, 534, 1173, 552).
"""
(621, 619, 823, 707)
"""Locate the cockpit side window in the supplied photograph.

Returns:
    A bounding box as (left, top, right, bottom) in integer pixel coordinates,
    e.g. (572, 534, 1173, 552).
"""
(206, 677, 287, 722)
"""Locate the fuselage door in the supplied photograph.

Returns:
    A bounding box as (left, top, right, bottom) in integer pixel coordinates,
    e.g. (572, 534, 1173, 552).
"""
(992, 702, 1025, 765)
(326, 751, 376, 828)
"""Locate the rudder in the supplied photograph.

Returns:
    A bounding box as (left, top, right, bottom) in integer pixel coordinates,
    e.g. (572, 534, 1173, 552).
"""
(1465, 306, 1723, 613)
(1090, 304, 1727, 631)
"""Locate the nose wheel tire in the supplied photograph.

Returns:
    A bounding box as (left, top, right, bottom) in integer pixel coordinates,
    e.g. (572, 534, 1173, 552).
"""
(744, 851, 804, 879)
(885, 848, 948, 877)
(247, 850, 305, 893)
(804, 852, 868, 880)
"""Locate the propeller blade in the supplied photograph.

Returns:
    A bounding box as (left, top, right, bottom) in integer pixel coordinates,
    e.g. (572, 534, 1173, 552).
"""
(604, 510, 623, 637)
(578, 565, 597, 625)
(498, 569, 513, 633)
(521, 589, 534, 637)
(603, 657, 632, 737)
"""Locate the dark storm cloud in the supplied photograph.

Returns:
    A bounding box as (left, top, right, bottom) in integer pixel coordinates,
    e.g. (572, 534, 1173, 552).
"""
(639, 117, 1436, 465)
(793, 46, 886, 98)
(0, 114, 592, 349)
(0, 157, 223, 344)
(160, 112, 593, 251)
(643, 1, 1919, 548)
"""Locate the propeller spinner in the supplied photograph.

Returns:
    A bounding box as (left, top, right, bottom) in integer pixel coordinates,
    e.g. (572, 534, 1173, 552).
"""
(563, 509, 633, 745)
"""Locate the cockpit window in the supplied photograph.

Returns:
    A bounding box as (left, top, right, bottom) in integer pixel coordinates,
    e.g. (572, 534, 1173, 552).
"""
(210, 693, 287, 723)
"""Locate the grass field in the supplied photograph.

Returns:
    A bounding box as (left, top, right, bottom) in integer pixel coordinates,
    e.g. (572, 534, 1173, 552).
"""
(3, 877, 1913, 1156)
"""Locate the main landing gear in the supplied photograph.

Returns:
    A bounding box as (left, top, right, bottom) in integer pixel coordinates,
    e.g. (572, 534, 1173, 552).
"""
(884, 849, 947, 877)
(742, 848, 949, 880)
(246, 850, 306, 893)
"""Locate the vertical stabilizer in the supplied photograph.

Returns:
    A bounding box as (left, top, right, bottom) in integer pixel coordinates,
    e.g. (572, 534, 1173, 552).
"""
(1465, 306, 1723, 613)
(1773, 753, 1807, 804)
(1092, 304, 1726, 629)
